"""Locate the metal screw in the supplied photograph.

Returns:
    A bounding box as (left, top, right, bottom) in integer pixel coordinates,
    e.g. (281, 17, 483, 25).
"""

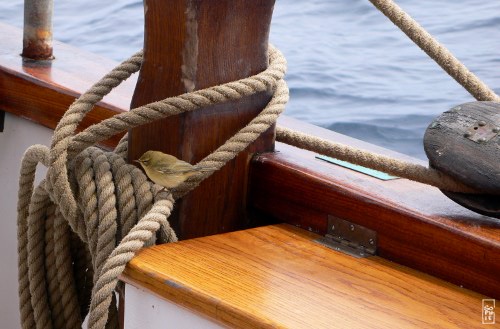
(493, 127, 500, 133)
(349, 224, 355, 231)
(369, 238, 375, 245)
(478, 121, 486, 127)
(478, 137, 487, 143)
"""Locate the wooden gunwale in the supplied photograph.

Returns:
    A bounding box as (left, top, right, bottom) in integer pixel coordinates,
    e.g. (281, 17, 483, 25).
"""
(0, 22, 498, 298)
(250, 120, 499, 298)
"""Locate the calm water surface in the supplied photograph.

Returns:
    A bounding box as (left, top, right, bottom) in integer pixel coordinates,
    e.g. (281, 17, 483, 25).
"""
(2, 1, 500, 159)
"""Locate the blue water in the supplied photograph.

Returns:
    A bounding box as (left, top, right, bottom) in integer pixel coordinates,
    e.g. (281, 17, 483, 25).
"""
(2, 0, 500, 159)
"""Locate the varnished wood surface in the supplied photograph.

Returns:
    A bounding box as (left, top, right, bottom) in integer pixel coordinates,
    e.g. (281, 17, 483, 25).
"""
(123, 224, 488, 329)
(128, 0, 276, 239)
(0, 22, 136, 148)
(251, 116, 500, 298)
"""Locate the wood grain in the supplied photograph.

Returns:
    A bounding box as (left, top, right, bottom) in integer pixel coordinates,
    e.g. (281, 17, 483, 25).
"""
(251, 116, 500, 298)
(123, 224, 488, 329)
(128, 0, 276, 239)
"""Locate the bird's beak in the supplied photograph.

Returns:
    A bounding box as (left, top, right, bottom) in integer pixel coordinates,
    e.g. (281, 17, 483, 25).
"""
(133, 160, 141, 164)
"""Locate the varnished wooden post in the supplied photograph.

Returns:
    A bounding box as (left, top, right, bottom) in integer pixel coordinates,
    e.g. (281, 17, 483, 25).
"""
(128, 0, 276, 239)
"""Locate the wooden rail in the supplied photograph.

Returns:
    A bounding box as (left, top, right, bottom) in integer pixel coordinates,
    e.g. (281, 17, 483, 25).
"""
(0, 22, 498, 298)
(250, 117, 500, 298)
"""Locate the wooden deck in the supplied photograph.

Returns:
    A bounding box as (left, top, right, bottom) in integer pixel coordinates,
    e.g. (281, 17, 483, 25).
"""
(122, 224, 488, 329)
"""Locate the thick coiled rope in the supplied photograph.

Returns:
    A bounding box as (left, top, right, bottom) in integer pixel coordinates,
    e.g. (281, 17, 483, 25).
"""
(18, 46, 288, 329)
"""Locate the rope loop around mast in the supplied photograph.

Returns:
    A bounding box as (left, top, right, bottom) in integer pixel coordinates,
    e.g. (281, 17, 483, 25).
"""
(18, 45, 288, 329)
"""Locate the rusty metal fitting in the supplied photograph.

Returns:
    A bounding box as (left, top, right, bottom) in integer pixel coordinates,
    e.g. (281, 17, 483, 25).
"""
(22, 0, 54, 60)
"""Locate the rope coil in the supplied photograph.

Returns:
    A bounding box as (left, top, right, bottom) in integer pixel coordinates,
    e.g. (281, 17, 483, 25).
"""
(18, 46, 288, 329)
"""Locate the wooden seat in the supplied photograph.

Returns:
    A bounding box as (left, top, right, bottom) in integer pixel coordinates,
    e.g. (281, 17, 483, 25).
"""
(122, 224, 488, 328)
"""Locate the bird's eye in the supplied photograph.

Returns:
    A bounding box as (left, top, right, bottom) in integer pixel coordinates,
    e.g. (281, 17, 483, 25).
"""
(142, 159, 149, 164)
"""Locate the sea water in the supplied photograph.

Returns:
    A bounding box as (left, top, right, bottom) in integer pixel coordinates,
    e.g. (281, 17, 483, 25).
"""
(1, 0, 499, 159)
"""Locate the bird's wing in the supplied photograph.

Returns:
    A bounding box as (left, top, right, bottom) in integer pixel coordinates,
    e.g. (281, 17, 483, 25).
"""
(157, 160, 198, 174)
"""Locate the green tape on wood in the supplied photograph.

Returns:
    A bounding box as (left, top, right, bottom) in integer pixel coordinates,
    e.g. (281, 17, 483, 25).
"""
(316, 155, 399, 181)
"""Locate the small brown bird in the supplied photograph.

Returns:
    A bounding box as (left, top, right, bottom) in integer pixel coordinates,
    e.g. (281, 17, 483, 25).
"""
(135, 150, 214, 189)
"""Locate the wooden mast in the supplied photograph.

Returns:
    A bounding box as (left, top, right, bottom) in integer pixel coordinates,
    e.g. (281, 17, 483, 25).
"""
(128, 0, 276, 239)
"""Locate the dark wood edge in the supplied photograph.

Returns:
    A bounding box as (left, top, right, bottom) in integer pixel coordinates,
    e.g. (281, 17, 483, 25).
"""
(0, 110, 5, 132)
(1, 22, 498, 297)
